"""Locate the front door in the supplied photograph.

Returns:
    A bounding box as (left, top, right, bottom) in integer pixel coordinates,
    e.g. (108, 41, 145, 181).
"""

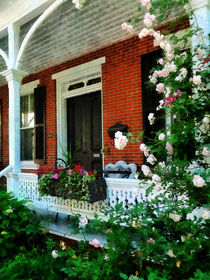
(67, 91, 102, 172)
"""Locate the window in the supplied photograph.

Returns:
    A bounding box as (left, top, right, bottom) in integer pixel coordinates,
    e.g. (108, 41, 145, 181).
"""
(20, 80, 46, 168)
(20, 94, 34, 161)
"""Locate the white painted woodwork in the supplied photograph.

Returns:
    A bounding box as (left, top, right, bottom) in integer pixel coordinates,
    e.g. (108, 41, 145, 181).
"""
(1, 69, 27, 173)
(52, 57, 105, 161)
(16, 0, 68, 68)
(0, 0, 56, 36)
(190, 0, 209, 48)
(9, 172, 154, 219)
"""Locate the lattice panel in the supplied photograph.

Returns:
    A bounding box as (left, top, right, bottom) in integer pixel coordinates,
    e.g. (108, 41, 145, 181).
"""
(14, 173, 155, 219)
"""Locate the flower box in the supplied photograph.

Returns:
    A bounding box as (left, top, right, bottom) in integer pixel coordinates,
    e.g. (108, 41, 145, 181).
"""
(37, 165, 107, 203)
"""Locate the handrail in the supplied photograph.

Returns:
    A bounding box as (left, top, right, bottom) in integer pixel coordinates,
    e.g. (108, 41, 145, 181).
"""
(0, 165, 12, 178)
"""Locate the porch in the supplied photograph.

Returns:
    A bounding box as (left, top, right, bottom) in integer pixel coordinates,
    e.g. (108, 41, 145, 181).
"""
(7, 172, 156, 239)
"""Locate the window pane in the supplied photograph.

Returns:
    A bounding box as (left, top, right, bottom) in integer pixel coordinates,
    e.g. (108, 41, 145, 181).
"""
(21, 128, 34, 160)
(20, 94, 34, 128)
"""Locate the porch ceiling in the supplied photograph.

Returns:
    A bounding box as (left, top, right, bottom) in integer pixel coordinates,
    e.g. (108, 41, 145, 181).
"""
(0, 0, 183, 87)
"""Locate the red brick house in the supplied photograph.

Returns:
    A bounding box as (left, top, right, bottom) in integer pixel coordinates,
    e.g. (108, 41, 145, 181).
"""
(0, 0, 208, 236)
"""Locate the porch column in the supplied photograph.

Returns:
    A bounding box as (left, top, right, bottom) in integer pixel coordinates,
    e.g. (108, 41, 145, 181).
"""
(1, 69, 27, 193)
(190, 0, 209, 48)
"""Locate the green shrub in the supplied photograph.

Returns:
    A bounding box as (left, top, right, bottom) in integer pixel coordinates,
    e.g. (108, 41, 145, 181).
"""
(0, 191, 41, 259)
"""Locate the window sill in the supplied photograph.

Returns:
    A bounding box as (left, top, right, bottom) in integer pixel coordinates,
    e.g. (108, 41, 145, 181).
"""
(21, 161, 40, 170)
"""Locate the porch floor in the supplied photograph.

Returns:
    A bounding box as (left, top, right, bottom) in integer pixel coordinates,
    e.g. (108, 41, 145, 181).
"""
(34, 207, 106, 245)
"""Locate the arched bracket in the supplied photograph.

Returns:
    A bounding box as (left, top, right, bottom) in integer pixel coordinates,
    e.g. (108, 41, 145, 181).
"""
(0, 48, 9, 68)
(16, 0, 68, 69)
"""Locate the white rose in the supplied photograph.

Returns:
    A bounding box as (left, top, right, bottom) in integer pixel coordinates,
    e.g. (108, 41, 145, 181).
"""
(166, 142, 173, 155)
(121, 22, 127, 30)
(180, 68, 188, 78)
(161, 68, 169, 77)
(141, 165, 151, 177)
(192, 175, 205, 187)
(165, 42, 172, 53)
(169, 62, 177, 72)
(156, 83, 164, 93)
(167, 249, 176, 258)
(169, 213, 181, 222)
(152, 174, 161, 185)
(196, 48, 204, 59)
(138, 28, 149, 39)
(202, 210, 210, 220)
(52, 250, 58, 258)
(158, 133, 165, 141)
(159, 161, 165, 168)
(202, 116, 209, 125)
(192, 75, 201, 85)
(158, 58, 164, 65)
(115, 131, 123, 139)
(148, 113, 155, 125)
(140, 143, 147, 152)
(114, 135, 128, 150)
(202, 147, 210, 157)
(147, 154, 157, 165)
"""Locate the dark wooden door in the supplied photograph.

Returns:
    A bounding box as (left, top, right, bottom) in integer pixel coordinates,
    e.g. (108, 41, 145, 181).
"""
(67, 91, 102, 172)
(141, 50, 165, 145)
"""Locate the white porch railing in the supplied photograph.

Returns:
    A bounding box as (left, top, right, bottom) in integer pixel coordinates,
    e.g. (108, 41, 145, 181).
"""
(7, 172, 155, 219)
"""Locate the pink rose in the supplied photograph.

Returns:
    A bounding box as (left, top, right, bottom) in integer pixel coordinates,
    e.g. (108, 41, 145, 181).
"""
(156, 83, 164, 93)
(141, 165, 151, 177)
(161, 68, 169, 77)
(146, 154, 157, 165)
(192, 75, 201, 85)
(52, 173, 59, 179)
(158, 58, 164, 65)
(143, 12, 155, 27)
(121, 23, 127, 30)
(152, 174, 161, 185)
(91, 238, 100, 248)
(114, 135, 128, 150)
(138, 28, 149, 39)
(202, 210, 210, 220)
(79, 217, 88, 227)
(166, 142, 173, 155)
(180, 68, 187, 78)
(202, 147, 210, 157)
(147, 238, 155, 244)
(196, 48, 204, 59)
(158, 133, 165, 141)
(192, 175, 205, 187)
(169, 213, 181, 222)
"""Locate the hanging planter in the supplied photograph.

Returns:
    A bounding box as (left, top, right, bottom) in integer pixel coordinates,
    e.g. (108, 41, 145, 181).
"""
(37, 165, 107, 203)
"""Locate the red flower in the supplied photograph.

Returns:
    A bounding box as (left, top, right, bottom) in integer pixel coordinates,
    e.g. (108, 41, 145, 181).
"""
(74, 165, 83, 172)
(88, 171, 93, 176)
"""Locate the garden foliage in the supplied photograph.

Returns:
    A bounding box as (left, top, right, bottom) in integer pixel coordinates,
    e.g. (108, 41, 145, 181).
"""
(0, 191, 41, 259)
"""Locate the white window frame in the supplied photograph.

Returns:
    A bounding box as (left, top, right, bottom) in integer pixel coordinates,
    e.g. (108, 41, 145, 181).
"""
(20, 79, 40, 170)
(52, 57, 106, 166)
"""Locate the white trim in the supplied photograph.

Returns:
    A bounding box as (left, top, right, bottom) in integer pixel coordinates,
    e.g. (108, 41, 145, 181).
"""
(21, 161, 39, 170)
(20, 79, 40, 96)
(20, 80, 40, 169)
(52, 57, 106, 165)
(190, 0, 208, 10)
(52, 57, 106, 81)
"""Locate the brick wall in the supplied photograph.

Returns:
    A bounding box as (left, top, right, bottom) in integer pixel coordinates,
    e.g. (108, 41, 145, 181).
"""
(0, 20, 189, 172)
